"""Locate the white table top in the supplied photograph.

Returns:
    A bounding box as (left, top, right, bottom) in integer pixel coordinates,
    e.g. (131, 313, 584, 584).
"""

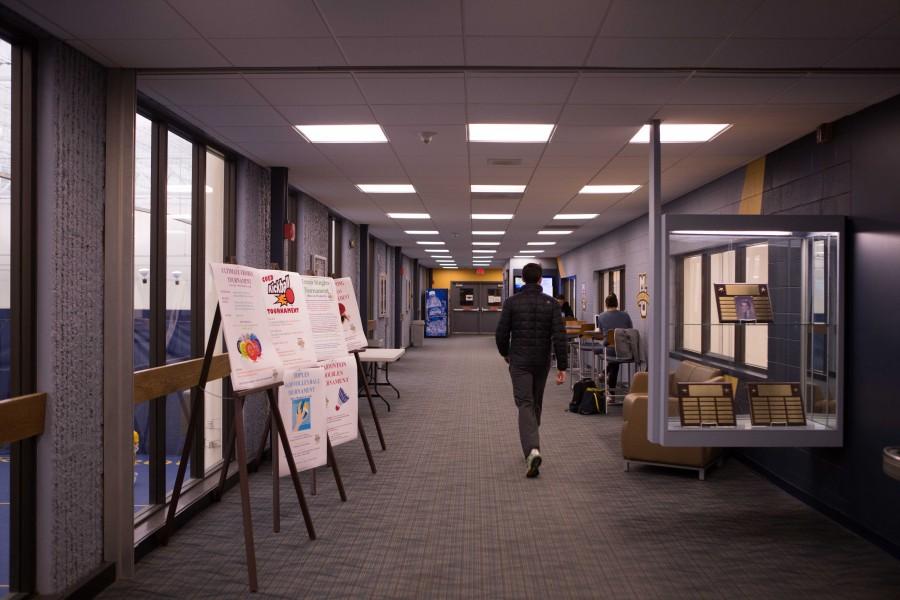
(357, 348, 406, 362)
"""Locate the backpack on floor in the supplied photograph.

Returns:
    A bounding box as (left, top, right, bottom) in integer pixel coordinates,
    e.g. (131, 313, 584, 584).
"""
(577, 385, 606, 415)
(569, 378, 596, 413)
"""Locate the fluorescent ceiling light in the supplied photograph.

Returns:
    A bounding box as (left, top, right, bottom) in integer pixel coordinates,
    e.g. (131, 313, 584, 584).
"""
(520, 250, 544, 253)
(442, 266, 458, 269)
(435, 260, 455, 263)
(527, 242, 556, 246)
(468, 123, 555, 143)
(473, 230, 505, 235)
(473, 242, 500, 246)
(357, 184, 415, 194)
(538, 230, 572, 235)
(472, 250, 497, 254)
(387, 213, 430, 219)
(425, 249, 450, 253)
(471, 184, 526, 193)
(405, 230, 438, 235)
(579, 184, 641, 194)
(416, 241, 445, 245)
(512, 255, 534, 259)
(472, 214, 514, 220)
(294, 124, 387, 143)
(672, 230, 793, 236)
(630, 123, 731, 144)
(553, 214, 597, 220)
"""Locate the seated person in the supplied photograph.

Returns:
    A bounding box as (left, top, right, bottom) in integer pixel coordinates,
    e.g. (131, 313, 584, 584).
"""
(555, 294, 574, 319)
(595, 293, 633, 389)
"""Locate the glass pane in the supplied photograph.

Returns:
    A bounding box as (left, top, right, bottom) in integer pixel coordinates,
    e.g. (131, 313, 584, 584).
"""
(745, 244, 769, 368)
(204, 151, 225, 471)
(0, 37, 11, 593)
(709, 250, 736, 358)
(682, 255, 702, 353)
(612, 270, 621, 299)
(165, 132, 193, 494)
(133, 114, 153, 513)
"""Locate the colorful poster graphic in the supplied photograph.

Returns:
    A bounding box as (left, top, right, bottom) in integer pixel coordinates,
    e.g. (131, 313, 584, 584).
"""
(210, 263, 282, 391)
(323, 357, 358, 446)
(334, 277, 368, 352)
(258, 269, 319, 367)
(299, 276, 348, 361)
(424, 289, 448, 337)
(278, 366, 327, 474)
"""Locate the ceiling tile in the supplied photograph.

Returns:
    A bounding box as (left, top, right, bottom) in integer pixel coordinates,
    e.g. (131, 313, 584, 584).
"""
(356, 75, 466, 104)
(370, 104, 467, 125)
(569, 74, 688, 104)
(667, 75, 799, 105)
(587, 37, 721, 68)
(319, 0, 462, 36)
(339, 36, 464, 65)
(384, 125, 468, 155)
(275, 104, 374, 124)
(466, 75, 577, 104)
(599, 0, 755, 38)
(208, 37, 345, 67)
(464, 0, 611, 36)
(558, 104, 659, 126)
(466, 103, 563, 123)
(563, 196, 623, 213)
(734, 0, 900, 39)
(827, 38, 900, 68)
(181, 105, 289, 126)
(465, 37, 593, 66)
(23, 0, 197, 39)
(773, 76, 900, 105)
(213, 126, 301, 143)
(247, 75, 366, 105)
(82, 38, 230, 68)
(167, 0, 330, 37)
(704, 38, 851, 69)
(551, 125, 638, 144)
(234, 140, 332, 167)
(472, 198, 520, 214)
(140, 78, 265, 105)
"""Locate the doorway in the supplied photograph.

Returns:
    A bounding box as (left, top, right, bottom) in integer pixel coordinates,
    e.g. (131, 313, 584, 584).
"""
(449, 281, 503, 334)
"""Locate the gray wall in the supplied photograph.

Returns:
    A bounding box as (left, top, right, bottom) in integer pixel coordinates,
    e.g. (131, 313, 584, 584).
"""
(340, 220, 360, 289)
(559, 94, 900, 552)
(297, 192, 329, 273)
(34, 39, 107, 594)
(400, 255, 413, 347)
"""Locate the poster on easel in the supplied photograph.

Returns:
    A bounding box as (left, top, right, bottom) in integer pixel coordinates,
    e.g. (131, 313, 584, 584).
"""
(258, 269, 318, 367)
(323, 357, 358, 446)
(334, 277, 368, 352)
(278, 366, 327, 474)
(299, 276, 348, 361)
(210, 263, 282, 391)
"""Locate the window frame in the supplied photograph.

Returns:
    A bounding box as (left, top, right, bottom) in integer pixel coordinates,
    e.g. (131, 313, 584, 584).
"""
(596, 266, 626, 312)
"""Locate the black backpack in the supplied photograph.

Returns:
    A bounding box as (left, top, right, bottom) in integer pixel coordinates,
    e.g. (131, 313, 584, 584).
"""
(569, 378, 606, 415)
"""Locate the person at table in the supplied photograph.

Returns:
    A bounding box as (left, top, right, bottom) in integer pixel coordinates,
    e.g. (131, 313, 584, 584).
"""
(595, 293, 633, 390)
(555, 294, 574, 319)
(495, 263, 568, 478)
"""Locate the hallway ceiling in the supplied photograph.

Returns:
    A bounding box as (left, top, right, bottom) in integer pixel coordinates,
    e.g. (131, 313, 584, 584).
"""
(7, 0, 900, 267)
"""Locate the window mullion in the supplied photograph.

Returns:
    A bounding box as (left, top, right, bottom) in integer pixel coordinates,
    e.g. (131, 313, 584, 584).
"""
(149, 121, 168, 506)
(189, 143, 205, 478)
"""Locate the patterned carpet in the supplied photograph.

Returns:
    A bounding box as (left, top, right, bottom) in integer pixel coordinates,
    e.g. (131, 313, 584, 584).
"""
(101, 336, 900, 599)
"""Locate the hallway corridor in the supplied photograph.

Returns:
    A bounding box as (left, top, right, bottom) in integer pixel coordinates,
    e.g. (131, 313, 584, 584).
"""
(103, 337, 900, 599)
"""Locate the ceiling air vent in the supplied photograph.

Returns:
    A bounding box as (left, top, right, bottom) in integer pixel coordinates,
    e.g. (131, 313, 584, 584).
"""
(486, 158, 523, 167)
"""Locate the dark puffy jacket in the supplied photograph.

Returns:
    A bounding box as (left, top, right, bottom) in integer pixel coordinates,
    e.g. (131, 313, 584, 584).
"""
(495, 283, 568, 370)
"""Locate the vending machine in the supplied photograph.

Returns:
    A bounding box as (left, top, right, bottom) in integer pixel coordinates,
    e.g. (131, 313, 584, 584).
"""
(424, 288, 448, 338)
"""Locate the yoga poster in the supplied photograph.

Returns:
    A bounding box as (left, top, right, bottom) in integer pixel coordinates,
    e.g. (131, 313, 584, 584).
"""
(299, 276, 348, 361)
(334, 277, 368, 352)
(209, 263, 282, 391)
(258, 268, 318, 367)
(323, 357, 358, 446)
(278, 366, 327, 474)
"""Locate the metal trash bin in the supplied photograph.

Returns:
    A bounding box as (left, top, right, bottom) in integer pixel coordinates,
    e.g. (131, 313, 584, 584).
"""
(410, 320, 425, 347)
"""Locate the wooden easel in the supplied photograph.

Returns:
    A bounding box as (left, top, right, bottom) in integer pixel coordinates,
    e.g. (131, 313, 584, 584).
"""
(353, 349, 387, 451)
(162, 304, 317, 592)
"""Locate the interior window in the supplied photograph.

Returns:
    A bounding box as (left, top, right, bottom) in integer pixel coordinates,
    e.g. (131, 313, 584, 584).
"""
(745, 243, 769, 368)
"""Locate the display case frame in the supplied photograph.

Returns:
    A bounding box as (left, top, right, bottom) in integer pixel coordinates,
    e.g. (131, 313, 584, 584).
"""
(650, 214, 845, 447)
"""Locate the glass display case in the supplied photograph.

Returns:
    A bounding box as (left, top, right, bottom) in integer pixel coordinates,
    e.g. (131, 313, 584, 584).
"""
(650, 214, 845, 447)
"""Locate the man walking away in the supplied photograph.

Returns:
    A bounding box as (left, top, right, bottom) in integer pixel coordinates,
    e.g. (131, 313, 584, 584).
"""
(495, 263, 568, 478)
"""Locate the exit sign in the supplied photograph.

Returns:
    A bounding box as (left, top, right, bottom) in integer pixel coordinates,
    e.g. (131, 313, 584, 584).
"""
(476, 267, 485, 275)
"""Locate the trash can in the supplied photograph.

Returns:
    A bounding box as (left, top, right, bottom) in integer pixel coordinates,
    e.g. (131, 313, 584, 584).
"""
(410, 320, 425, 347)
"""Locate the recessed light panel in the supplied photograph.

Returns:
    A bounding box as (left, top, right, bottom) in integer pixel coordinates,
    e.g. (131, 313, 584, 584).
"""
(527, 242, 556, 246)
(387, 213, 430, 219)
(416, 241, 445, 245)
(553, 214, 597, 220)
(405, 230, 438, 235)
(630, 123, 730, 144)
(520, 250, 544, 253)
(468, 123, 555, 143)
(472, 214, 514, 220)
(294, 124, 388, 143)
(579, 184, 641, 194)
(512, 255, 534, 259)
(473, 242, 501, 246)
(472, 250, 497, 254)
(471, 184, 527, 193)
(357, 184, 415, 194)
(473, 230, 505, 235)
(538, 230, 572, 235)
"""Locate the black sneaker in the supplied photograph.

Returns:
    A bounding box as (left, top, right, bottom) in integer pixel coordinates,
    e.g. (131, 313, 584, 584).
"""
(526, 449, 542, 478)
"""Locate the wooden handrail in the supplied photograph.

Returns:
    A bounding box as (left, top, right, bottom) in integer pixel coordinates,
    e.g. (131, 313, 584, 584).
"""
(0, 392, 46, 444)
(133, 353, 231, 405)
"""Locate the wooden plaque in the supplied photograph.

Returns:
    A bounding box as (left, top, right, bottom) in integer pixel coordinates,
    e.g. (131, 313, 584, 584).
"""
(714, 283, 774, 323)
(748, 382, 807, 426)
(677, 382, 737, 427)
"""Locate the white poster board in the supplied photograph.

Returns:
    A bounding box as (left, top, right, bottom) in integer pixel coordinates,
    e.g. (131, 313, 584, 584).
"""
(210, 263, 282, 391)
(278, 366, 327, 474)
(258, 269, 318, 367)
(299, 276, 348, 361)
(323, 357, 358, 446)
(334, 277, 368, 352)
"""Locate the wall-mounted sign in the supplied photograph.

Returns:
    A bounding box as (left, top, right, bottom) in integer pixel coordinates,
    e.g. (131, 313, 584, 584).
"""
(636, 273, 649, 320)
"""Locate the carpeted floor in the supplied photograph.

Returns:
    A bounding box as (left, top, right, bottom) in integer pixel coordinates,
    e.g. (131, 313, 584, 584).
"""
(100, 336, 900, 599)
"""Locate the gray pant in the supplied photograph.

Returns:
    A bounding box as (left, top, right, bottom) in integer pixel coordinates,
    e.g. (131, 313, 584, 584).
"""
(509, 363, 551, 457)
